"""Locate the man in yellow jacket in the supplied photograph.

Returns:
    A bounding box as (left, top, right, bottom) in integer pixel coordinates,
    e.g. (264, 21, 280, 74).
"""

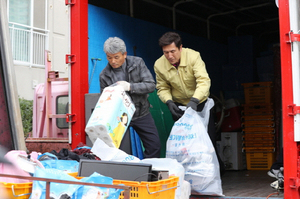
(154, 32, 210, 120)
(154, 31, 225, 174)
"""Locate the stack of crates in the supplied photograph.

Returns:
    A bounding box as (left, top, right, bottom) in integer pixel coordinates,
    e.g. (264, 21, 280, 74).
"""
(242, 82, 275, 170)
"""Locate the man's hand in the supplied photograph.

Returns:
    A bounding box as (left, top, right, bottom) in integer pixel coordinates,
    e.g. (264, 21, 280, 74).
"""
(117, 81, 130, 91)
(166, 100, 183, 120)
(186, 97, 200, 111)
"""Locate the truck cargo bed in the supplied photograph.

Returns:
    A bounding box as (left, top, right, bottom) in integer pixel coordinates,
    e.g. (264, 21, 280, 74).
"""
(190, 170, 283, 199)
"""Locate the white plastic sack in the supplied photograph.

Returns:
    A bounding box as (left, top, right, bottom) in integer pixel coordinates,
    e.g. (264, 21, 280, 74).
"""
(166, 98, 223, 196)
(85, 85, 136, 148)
(91, 138, 140, 162)
(180, 180, 192, 199)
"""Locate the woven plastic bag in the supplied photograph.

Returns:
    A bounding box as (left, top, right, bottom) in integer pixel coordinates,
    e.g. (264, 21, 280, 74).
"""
(166, 98, 223, 196)
(30, 168, 123, 199)
(40, 159, 79, 173)
(73, 172, 123, 199)
(30, 167, 80, 199)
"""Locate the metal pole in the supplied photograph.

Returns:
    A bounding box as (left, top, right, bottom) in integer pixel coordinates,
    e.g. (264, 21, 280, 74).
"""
(130, 0, 134, 18)
(278, 0, 300, 197)
(69, 0, 88, 148)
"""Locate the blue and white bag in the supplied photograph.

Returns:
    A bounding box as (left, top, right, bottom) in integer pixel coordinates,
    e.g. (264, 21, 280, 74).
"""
(74, 172, 123, 199)
(166, 98, 223, 196)
(30, 168, 123, 199)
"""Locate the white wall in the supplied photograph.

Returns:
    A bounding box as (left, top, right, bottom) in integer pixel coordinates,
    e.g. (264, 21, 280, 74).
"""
(48, 0, 69, 77)
(15, 0, 69, 100)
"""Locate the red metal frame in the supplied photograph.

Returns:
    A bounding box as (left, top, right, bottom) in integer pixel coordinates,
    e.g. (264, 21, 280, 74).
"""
(69, 0, 88, 149)
(278, 0, 300, 198)
(67, 1, 300, 197)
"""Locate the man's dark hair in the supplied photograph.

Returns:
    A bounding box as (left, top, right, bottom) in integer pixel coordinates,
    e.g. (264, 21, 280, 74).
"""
(159, 32, 182, 48)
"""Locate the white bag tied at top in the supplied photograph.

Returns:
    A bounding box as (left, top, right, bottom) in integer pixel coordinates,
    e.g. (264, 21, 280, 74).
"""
(166, 98, 223, 196)
(85, 85, 136, 148)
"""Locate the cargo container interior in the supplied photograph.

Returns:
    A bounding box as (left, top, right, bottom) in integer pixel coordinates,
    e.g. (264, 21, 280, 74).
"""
(86, 1, 283, 198)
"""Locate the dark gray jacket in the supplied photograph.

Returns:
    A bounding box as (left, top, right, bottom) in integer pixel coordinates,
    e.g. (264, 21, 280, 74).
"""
(99, 56, 155, 120)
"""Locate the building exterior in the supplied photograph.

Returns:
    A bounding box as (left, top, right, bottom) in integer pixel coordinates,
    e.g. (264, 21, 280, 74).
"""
(7, 0, 69, 100)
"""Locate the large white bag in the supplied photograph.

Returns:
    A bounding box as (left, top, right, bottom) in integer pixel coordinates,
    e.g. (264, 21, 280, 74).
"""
(85, 85, 135, 148)
(166, 98, 223, 196)
(91, 138, 140, 162)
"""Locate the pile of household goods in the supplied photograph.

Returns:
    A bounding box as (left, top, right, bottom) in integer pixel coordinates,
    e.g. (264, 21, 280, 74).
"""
(0, 146, 123, 199)
(0, 143, 185, 199)
(84, 85, 223, 197)
(84, 84, 223, 198)
(0, 84, 224, 199)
